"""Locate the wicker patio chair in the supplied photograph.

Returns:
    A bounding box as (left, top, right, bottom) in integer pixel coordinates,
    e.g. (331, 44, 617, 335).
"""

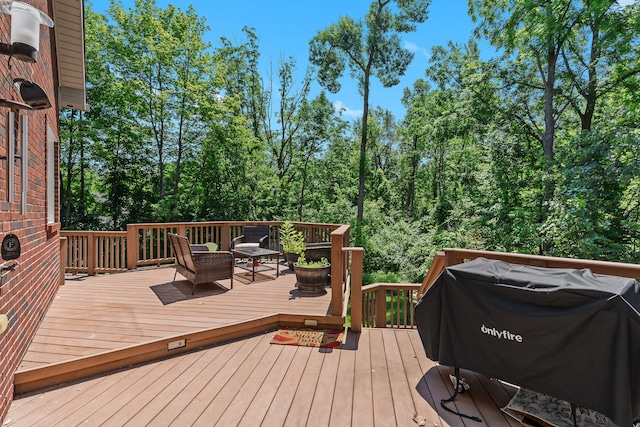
(231, 225, 269, 249)
(169, 233, 234, 294)
(304, 242, 332, 263)
(189, 242, 218, 252)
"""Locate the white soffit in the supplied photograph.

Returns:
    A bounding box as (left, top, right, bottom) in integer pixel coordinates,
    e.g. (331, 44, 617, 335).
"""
(52, 0, 88, 111)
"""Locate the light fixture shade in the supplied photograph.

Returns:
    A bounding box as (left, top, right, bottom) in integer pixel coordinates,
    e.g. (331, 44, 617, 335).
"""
(13, 78, 51, 109)
(0, 1, 54, 62)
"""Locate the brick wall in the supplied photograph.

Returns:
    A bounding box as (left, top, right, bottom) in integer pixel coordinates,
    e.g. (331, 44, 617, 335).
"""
(0, 0, 61, 421)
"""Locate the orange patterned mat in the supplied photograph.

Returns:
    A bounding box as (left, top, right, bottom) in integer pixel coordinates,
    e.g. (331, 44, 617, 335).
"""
(270, 328, 344, 348)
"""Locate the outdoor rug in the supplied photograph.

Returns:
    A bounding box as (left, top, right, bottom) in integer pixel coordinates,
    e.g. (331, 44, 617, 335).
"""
(150, 280, 228, 305)
(502, 388, 609, 427)
(270, 328, 344, 348)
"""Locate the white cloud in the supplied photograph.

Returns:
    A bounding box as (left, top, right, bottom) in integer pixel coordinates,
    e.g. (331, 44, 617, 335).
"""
(404, 40, 429, 58)
(618, 0, 635, 5)
(333, 100, 362, 118)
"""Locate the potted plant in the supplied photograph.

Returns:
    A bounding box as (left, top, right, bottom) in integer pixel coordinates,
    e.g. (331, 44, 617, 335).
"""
(293, 254, 330, 294)
(279, 221, 305, 270)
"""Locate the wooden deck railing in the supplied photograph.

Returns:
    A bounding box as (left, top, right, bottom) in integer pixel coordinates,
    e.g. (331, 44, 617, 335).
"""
(62, 231, 129, 275)
(358, 283, 422, 329)
(61, 221, 342, 274)
(60, 230, 640, 331)
(349, 247, 640, 329)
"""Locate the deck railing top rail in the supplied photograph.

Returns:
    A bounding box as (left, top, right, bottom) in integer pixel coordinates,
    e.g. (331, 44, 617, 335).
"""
(417, 248, 640, 298)
(62, 221, 346, 274)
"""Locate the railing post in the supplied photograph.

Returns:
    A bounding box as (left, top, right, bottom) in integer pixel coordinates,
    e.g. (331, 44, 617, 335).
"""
(127, 224, 138, 270)
(330, 230, 344, 316)
(221, 225, 231, 251)
(87, 232, 96, 276)
(59, 236, 67, 286)
(350, 248, 364, 332)
(444, 248, 457, 267)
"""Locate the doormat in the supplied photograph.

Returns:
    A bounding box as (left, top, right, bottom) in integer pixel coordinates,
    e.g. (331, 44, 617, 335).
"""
(270, 328, 344, 348)
(502, 388, 608, 427)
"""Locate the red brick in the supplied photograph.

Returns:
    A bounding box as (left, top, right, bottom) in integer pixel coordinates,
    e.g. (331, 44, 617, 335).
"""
(0, 0, 64, 422)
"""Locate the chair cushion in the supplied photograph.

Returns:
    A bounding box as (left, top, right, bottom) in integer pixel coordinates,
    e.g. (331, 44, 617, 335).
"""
(234, 242, 260, 249)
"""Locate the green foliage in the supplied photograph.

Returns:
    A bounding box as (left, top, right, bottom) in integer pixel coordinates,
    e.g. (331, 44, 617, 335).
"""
(363, 271, 400, 286)
(61, 0, 640, 282)
(295, 256, 330, 268)
(279, 221, 306, 255)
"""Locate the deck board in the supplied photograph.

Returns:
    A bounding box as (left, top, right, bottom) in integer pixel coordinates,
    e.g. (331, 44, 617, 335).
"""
(282, 341, 325, 426)
(237, 344, 298, 426)
(384, 328, 421, 426)
(307, 340, 340, 427)
(8, 329, 518, 427)
(6, 267, 522, 426)
(259, 345, 312, 426)
(19, 264, 331, 370)
(370, 328, 397, 426)
(329, 342, 355, 426)
(351, 326, 375, 426)
(397, 329, 446, 426)
(146, 340, 246, 427)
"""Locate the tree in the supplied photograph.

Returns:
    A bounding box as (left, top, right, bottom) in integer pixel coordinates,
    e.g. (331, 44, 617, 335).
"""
(263, 56, 313, 213)
(108, 0, 212, 210)
(556, 1, 640, 132)
(309, 0, 430, 243)
(463, 0, 640, 252)
(400, 78, 431, 218)
(294, 92, 348, 219)
(217, 27, 266, 141)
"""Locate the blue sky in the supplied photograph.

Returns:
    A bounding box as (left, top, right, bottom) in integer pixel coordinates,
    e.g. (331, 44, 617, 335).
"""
(88, 0, 479, 120)
(88, 0, 636, 120)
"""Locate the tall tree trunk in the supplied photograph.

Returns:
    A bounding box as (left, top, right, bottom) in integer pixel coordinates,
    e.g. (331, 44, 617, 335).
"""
(542, 57, 556, 164)
(357, 71, 371, 227)
(580, 20, 600, 132)
(62, 110, 77, 227)
(405, 135, 418, 215)
(79, 135, 86, 223)
(539, 7, 560, 253)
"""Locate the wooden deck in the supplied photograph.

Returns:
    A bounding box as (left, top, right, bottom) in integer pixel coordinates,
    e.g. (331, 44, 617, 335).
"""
(7, 328, 519, 426)
(19, 263, 331, 370)
(6, 263, 522, 426)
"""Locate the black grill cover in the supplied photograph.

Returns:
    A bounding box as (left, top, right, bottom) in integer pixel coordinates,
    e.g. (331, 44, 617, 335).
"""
(415, 257, 640, 427)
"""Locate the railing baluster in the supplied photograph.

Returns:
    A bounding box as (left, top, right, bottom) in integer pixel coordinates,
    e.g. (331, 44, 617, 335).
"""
(65, 221, 344, 272)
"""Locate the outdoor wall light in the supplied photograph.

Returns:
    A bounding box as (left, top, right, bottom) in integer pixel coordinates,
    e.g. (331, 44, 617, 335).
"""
(13, 77, 50, 109)
(0, 0, 54, 63)
(0, 2, 55, 109)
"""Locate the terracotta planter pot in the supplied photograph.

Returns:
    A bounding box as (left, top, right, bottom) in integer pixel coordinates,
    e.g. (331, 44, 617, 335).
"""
(293, 263, 330, 294)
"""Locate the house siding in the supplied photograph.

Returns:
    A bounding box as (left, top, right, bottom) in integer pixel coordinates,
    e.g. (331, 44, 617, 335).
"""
(0, 0, 61, 421)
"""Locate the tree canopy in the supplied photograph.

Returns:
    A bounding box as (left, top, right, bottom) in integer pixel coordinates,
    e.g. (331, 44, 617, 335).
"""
(61, 0, 640, 283)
